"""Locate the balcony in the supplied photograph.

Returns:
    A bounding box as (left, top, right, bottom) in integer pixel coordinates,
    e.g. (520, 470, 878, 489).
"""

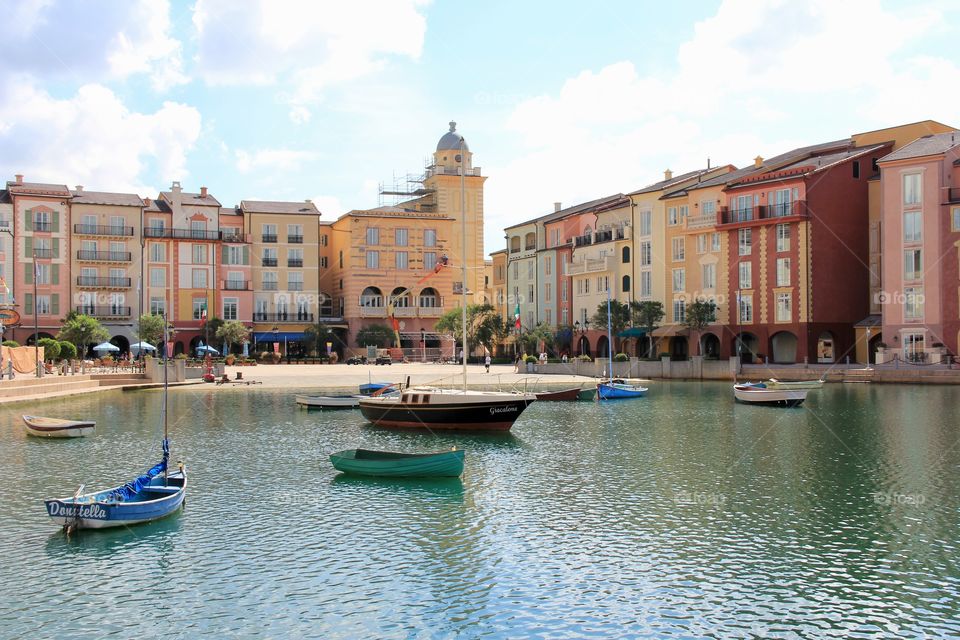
(288, 283, 303, 291)
(359, 305, 387, 317)
(287, 258, 303, 267)
(253, 312, 314, 323)
(76, 276, 132, 288)
(77, 250, 132, 262)
(222, 280, 251, 291)
(564, 256, 610, 276)
(262, 257, 278, 267)
(574, 234, 592, 247)
(393, 306, 417, 317)
(74, 224, 134, 237)
(262, 234, 278, 243)
(419, 304, 444, 317)
(32, 221, 52, 232)
(719, 201, 808, 226)
(595, 229, 613, 243)
(32, 248, 54, 259)
(144, 228, 221, 240)
(288, 235, 303, 244)
(75, 305, 131, 318)
(685, 213, 718, 230)
(221, 231, 250, 243)
(262, 282, 278, 291)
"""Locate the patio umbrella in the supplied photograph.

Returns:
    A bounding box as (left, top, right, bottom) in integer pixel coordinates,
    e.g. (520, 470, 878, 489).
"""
(93, 342, 120, 353)
(130, 341, 156, 354)
(196, 343, 220, 355)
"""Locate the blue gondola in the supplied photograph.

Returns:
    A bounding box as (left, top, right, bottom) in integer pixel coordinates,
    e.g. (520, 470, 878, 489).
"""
(597, 380, 648, 399)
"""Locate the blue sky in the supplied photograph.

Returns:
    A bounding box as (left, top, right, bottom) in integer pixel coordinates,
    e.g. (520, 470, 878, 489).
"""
(1, 0, 958, 253)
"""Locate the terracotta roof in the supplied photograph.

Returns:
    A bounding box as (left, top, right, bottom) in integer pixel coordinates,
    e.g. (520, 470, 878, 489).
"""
(6, 181, 71, 197)
(0, 190, 10, 204)
(160, 190, 221, 206)
(628, 168, 720, 195)
(70, 190, 143, 207)
(239, 200, 320, 215)
(143, 199, 171, 213)
(879, 131, 960, 163)
(505, 194, 627, 230)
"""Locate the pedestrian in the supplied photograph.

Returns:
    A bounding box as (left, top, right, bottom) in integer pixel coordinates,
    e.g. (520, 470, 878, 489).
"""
(485, 354, 491, 373)
(459, 349, 464, 364)
(514, 352, 522, 373)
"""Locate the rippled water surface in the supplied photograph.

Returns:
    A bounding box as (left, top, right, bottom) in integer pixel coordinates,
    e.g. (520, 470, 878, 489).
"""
(2, 382, 959, 638)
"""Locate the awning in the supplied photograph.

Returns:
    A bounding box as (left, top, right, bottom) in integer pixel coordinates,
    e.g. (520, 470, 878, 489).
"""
(618, 327, 647, 338)
(651, 326, 689, 337)
(253, 332, 306, 342)
(854, 314, 882, 328)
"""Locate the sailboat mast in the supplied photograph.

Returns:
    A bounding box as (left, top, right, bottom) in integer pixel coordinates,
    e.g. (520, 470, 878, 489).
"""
(162, 312, 169, 480)
(607, 287, 613, 380)
(460, 136, 468, 392)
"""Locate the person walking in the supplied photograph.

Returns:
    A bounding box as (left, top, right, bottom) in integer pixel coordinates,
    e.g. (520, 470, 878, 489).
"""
(485, 354, 491, 373)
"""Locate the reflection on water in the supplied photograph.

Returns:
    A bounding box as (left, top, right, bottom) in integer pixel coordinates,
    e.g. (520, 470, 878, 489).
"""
(1, 382, 959, 638)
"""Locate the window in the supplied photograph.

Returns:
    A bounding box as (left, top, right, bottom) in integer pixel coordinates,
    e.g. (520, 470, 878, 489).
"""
(739, 261, 752, 289)
(191, 268, 207, 289)
(320, 256, 328, 268)
(366, 227, 379, 245)
(903, 173, 921, 206)
(770, 188, 793, 217)
(262, 248, 277, 266)
(739, 294, 753, 323)
(365, 251, 379, 269)
(338, 251, 343, 268)
(622, 246, 630, 263)
(640, 241, 652, 266)
(639, 211, 651, 236)
(81, 240, 96, 253)
(711, 232, 721, 252)
(109, 241, 125, 259)
(287, 248, 303, 267)
(668, 207, 678, 225)
(150, 296, 165, 315)
(320, 234, 328, 247)
(673, 299, 685, 323)
(953, 207, 960, 232)
(733, 194, 755, 221)
(36, 295, 51, 315)
(776, 293, 791, 322)
(225, 245, 245, 265)
(262, 272, 278, 291)
(904, 286, 923, 320)
(226, 271, 244, 289)
(585, 278, 590, 294)
(904, 249, 922, 280)
(903, 211, 922, 243)
(697, 234, 707, 254)
(36, 263, 50, 285)
(288, 272, 303, 291)
(255, 299, 268, 316)
(546, 256, 553, 275)
(641, 271, 652, 297)
(702, 263, 716, 290)
(148, 218, 165, 232)
(424, 252, 437, 271)
(776, 223, 791, 252)
(287, 224, 303, 242)
(192, 244, 207, 264)
(192, 298, 207, 320)
(149, 242, 165, 262)
(527, 261, 534, 279)
(776, 258, 791, 287)
(561, 280, 568, 302)
(550, 228, 560, 247)
(545, 283, 552, 301)
(395, 228, 408, 246)
(738, 228, 752, 256)
(672, 237, 685, 262)
(190, 220, 207, 238)
(672, 268, 685, 292)
(853, 160, 860, 179)
(424, 229, 437, 247)
(622, 275, 631, 293)
(223, 298, 238, 321)
(701, 200, 716, 218)
(904, 332, 925, 357)
(262, 223, 277, 241)
(679, 205, 689, 219)
(396, 251, 408, 269)
(562, 308, 568, 325)
(528, 284, 534, 303)
(511, 261, 518, 279)
(150, 267, 165, 287)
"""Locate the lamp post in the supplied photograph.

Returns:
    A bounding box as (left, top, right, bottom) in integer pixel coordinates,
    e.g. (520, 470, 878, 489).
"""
(272, 325, 279, 355)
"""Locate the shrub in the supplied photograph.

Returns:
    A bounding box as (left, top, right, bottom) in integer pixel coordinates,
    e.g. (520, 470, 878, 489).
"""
(224, 354, 236, 365)
(270, 352, 282, 364)
(2, 340, 19, 348)
(259, 351, 272, 362)
(38, 338, 61, 362)
(329, 352, 338, 364)
(577, 354, 592, 362)
(613, 352, 629, 362)
(58, 341, 78, 360)
(524, 355, 538, 363)
(175, 353, 188, 360)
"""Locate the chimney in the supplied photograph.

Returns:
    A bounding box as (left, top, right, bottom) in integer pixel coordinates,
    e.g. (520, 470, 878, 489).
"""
(200, 186, 208, 198)
(144, 197, 152, 206)
(754, 156, 763, 168)
(305, 199, 313, 204)
(554, 202, 562, 212)
(14, 174, 23, 184)
(664, 169, 673, 180)
(171, 180, 182, 193)
(75, 185, 83, 193)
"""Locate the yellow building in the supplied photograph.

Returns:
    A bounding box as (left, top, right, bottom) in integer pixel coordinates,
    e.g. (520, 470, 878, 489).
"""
(490, 249, 507, 324)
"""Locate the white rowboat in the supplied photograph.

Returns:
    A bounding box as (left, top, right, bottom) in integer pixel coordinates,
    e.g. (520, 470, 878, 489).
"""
(23, 415, 95, 438)
(295, 394, 363, 409)
(733, 384, 808, 407)
(765, 378, 824, 390)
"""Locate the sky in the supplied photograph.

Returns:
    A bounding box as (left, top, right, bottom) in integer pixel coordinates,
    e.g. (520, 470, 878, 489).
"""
(1, 0, 959, 254)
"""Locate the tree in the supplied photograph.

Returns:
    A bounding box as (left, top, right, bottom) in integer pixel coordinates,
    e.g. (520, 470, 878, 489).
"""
(37, 338, 60, 362)
(434, 303, 506, 353)
(303, 322, 334, 357)
(203, 316, 224, 344)
(683, 299, 717, 356)
(631, 301, 665, 359)
(521, 322, 555, 356)
(57, 314, 109, 358)
(591, 300, 631, 352)
(216, 321, 250, 355)
(136, 313, 173, 347)
(58, 341, 78, 361)
(355, 324, 395, 348)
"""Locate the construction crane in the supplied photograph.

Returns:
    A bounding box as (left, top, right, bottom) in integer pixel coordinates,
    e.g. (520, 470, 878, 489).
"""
(386, 254, 450, 348)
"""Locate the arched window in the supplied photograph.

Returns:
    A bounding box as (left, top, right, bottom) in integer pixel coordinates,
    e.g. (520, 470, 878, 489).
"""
(390, 287, 411, 307)
(510, 236, 521, 253)
(419, 287, 440, 307)
(622, 246, 631, 263)
(524, 232, 536, 250)
(622, 275, 631, 293)
(360, 286, 383, 307)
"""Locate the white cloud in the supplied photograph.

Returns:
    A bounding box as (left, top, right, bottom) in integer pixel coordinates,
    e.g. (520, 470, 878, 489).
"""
(310, 195, 345, 218)
(192, 0, 429, 120)
(0, 79, 201, 194)
(106, 0, 188, 89)
(234, 148, 317, 174)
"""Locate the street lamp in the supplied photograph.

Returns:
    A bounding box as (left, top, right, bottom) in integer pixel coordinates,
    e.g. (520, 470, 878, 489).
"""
(272, 325, 279, 356)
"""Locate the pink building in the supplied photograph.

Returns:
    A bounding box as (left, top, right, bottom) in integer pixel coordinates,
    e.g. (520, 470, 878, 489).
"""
(878, 131, 960, 362)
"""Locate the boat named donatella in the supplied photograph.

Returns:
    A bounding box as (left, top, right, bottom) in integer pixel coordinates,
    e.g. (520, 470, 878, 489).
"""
(358, 387, 536, 431)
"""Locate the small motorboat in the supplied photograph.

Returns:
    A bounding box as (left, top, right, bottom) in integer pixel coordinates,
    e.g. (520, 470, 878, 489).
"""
(23, 415, 95, 438)
(765, 378, 825, 390)
(329, 448, 465, 478)
(358, 387, 535, 432)
(359, 382, 394, 396)
(295, 394, 363, 409)
(733, 384, 808, 407)
(597, 379, 648, 400)
(534, 387, 583, 401)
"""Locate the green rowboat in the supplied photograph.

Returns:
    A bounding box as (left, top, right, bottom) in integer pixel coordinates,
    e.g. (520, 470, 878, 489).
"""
(577, 387, 598, 401)
(329, 448, 465, 478)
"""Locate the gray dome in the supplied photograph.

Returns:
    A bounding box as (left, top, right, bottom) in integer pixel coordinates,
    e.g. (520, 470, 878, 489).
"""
(436, 121, 468, 151)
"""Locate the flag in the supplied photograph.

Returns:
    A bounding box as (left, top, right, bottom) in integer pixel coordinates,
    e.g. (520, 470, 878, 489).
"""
(514, 301, 521, 330)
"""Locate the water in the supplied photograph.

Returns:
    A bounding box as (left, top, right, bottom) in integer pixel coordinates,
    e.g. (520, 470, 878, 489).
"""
(2, 382, 959, 639)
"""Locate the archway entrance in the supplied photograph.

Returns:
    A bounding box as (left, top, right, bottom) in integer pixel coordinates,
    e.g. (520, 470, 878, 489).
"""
(771, 331, 798, 364)
(817, 331, 835, 363)
(733, 332, 760, 364)
(869, 333, 883, 365)
(577, 335, 590, 357)
(110, 335, 130, 356)
(596, 335, 609, 359)
(701, 333, 720, 359)
(670, 337, 688, 361)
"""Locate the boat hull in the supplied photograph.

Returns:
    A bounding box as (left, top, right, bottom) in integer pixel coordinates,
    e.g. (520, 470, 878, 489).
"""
(597, 383, 648, 399)
(22, 415, 95, 438)
(734, 385, 807, 407)
(330, 449, 464, 478)
(534, 387, 582, 401)
(765, 379, 824, 390)
(577, 388, 598, 401)
(45, 470, 186, 529)
(295, 394, 361, 409)
(359, 397, 534, 431)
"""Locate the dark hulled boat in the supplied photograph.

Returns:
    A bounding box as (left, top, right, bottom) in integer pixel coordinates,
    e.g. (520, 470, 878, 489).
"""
(358, 387, 536, 431)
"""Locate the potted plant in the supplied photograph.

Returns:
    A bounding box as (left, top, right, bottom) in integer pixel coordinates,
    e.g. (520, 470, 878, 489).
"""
(225, 353, 236, 366)
(613, 352, 629, 362)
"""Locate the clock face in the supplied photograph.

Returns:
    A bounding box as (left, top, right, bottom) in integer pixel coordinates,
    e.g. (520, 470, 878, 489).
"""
(454, 154, 462, 163)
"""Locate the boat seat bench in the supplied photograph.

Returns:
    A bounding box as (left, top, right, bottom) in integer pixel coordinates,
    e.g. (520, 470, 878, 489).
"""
(142, 486, 181, 495)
